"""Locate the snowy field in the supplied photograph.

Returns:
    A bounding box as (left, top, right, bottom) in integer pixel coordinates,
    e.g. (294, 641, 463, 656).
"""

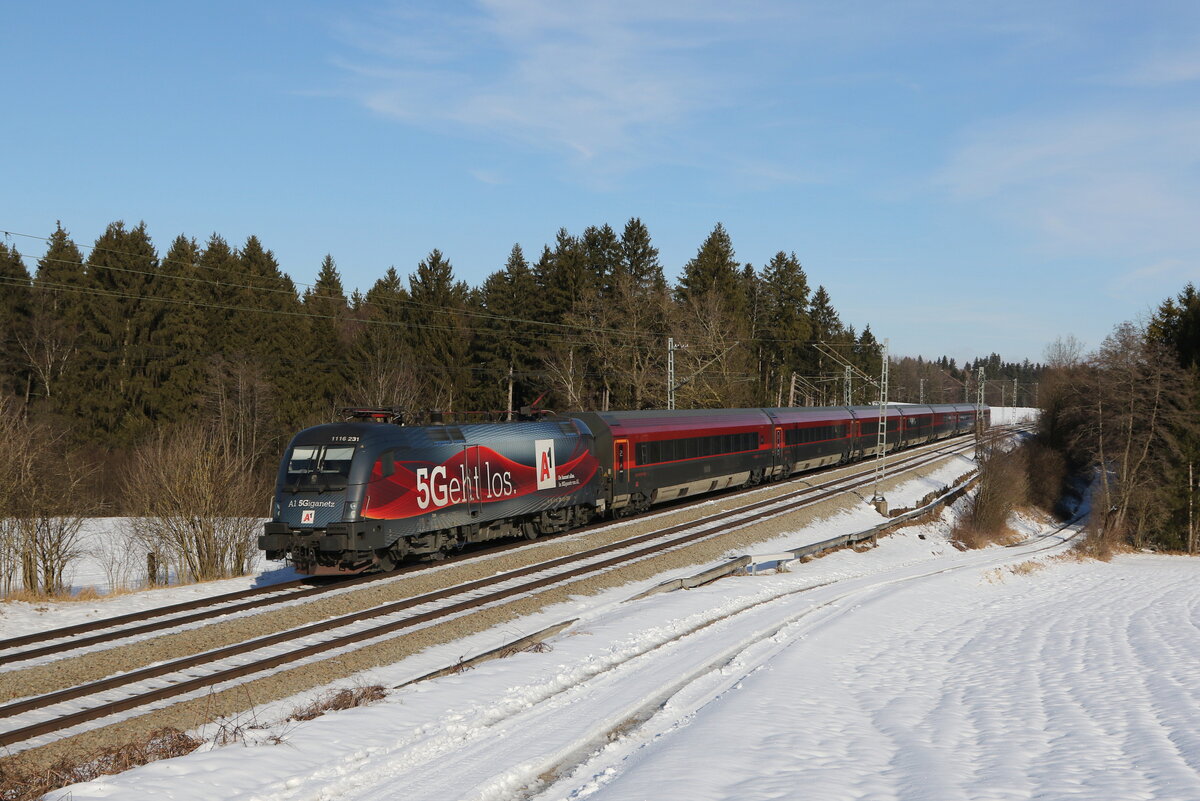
(48, 511, 1200, 801)
(27, 409, 1200, 801)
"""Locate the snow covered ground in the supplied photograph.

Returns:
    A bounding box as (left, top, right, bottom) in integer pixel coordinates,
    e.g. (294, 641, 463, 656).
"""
(59, 541, 1200, 801)
(30, 407, 1200, 801)
(35, 422, 1200, 801)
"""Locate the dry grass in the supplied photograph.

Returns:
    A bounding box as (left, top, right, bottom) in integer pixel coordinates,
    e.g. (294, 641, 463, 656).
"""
(499, 639, 553, 657)
(0, 727, 200, 801)
(983, 560, 1047, 584)
(888, 488, 946, 517)
(953, 522, 1025, 550)
(0, 585, 133, 604)
(1067, 513, 1135, 562)
(951, 448, 1028, 549)
(289, 684, 388, 722)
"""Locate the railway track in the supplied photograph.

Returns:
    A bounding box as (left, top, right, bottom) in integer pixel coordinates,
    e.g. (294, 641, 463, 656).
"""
(0, 428, 1011, 669)
(0, 434, 990, 756)
(388, 511, 1084, 801)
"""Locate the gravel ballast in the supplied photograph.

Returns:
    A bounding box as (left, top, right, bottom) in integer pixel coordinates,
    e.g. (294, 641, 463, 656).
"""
(5, 447, 973, 770)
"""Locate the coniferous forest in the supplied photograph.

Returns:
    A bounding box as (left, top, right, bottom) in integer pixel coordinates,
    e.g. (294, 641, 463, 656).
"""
(0, 218, 1054, 591)
(0, 219, 1044, 492)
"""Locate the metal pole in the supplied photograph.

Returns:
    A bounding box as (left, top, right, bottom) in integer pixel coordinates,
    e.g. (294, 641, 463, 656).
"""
(506, 365, 514, 421)
(871, 339, 889, 511)
(844, 365, 852, 406)
(976, 366, 985, 458)
(667, 337, 675, 411)
(919, 377, 925, 404)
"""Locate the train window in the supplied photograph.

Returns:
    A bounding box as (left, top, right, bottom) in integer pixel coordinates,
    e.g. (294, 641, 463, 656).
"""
(286, 445, 355, 481)
(288, 446, 320, 475)
(636, 430, 767, 465)
(321, 447, 355, 477)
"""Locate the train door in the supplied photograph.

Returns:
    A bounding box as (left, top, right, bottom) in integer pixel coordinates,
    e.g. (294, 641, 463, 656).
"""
(773, 427, 784, 478)
(614, 439, 629, 486)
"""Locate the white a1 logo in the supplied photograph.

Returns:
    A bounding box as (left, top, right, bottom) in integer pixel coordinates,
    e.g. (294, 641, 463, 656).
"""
(301, 509, 315, 524)
(535, 439, 556, 490)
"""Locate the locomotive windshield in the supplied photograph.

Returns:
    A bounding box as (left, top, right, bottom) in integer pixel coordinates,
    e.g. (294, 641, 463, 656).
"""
(284, 445, 356, 490)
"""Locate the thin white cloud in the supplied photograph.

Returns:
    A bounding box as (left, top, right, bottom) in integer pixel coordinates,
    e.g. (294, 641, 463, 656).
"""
(1118, 45, 1200, 86)
(333, 1, 743, 167)
(937, 110, 1200, 266)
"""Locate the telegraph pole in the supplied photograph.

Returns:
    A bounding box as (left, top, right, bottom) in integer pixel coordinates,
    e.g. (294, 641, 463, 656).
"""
(919, 377, 926, 404)
(844, 365, 852, 406)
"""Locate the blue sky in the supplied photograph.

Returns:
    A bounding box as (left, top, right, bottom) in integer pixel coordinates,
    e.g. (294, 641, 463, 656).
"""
(3, 1, 1198, 364)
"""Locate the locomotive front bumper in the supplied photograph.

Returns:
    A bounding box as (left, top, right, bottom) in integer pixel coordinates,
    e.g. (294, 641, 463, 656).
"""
(259, 521, 384, 560)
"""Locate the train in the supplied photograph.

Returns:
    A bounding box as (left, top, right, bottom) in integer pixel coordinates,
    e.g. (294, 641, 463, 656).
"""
(259, 403, 989, 575)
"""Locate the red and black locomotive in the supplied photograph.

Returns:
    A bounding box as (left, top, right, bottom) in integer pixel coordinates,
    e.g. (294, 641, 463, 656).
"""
(259, 403, 988, 575)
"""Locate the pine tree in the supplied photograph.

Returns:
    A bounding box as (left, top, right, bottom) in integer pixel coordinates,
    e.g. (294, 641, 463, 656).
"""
(760, 251, 812, 403)
(27, 224, 86, 409)
(676, 223, 745, 319)
(805, 285, 849, 403)
(151, 235, 207, 424)
(0, 242, 32, 400)
(196, 232, 246, 354)
(808, 285, 842, 342)
(474, 244, 542, 411)
(67, 221, 163, 442)
(855, 325, 882, 379)
(1151, 283, 1200, 370)
(408, 249, 470, 411)
(238, 236, 308, 430)
(583, 223, 622, 297)
(533, 229, 591, 325)
(620, 217, 666, 291)
(301, 254, 352, 414)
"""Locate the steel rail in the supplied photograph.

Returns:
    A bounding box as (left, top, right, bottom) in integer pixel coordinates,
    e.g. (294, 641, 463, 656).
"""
(0, 428, 1007, 664)
(0, 438, 979, 750)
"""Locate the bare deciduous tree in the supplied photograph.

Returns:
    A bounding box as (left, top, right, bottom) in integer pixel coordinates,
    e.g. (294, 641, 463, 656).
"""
(671, 292, 755, 409)
(1047, 322, 1197, 549)
(0, 397, 94, 596)
(566, 272, 670, 410)
(123, 421, 267, 583)
(347, 335, 424, 412)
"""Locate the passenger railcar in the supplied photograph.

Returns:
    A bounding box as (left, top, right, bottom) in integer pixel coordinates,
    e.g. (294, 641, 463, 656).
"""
(260, 403, 988, 574)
